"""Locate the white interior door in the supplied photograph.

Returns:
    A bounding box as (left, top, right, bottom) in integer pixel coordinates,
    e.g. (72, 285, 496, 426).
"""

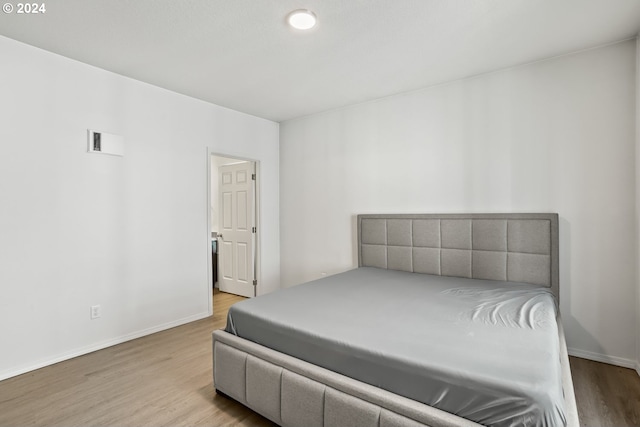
(218, 161, 255, 297)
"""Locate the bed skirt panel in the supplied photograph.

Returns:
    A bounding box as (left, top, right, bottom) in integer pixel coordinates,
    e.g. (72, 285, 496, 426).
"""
(213, 328, 579, 427)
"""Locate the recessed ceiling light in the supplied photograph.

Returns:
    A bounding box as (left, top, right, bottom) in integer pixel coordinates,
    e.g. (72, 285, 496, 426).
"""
(287, 9, 317, 30)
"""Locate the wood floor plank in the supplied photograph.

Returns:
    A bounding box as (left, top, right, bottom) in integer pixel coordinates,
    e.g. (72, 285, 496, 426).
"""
(0, 289, 275, 427)
(0, 289, 639, 426)
(569, 356, 640, 426)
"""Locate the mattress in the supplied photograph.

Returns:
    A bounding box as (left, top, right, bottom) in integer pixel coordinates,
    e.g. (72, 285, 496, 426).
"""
(224, 267, 566, 427)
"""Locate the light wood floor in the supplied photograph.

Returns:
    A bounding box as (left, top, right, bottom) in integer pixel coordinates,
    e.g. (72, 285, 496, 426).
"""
(0, 289, 638, 426)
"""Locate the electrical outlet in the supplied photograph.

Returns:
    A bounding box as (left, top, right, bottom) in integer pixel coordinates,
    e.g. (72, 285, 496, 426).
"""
(90, 305, 101, 319)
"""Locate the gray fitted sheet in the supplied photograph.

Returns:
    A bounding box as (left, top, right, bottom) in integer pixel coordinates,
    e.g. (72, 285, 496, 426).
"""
(224, 267, 566, 427)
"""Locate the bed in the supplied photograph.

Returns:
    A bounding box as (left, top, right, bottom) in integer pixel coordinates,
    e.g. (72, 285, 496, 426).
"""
(212, 213, 579, 427)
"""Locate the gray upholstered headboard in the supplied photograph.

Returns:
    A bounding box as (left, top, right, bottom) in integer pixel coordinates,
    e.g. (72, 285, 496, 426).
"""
(357, 213, 559, 300)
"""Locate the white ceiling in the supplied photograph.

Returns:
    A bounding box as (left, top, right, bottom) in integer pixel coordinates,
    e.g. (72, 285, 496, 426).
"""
(1, 0, 639, 122)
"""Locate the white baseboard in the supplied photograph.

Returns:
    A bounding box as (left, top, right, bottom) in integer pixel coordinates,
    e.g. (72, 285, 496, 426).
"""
(0, 311, 211, 382)
(568, 347, 638, 370)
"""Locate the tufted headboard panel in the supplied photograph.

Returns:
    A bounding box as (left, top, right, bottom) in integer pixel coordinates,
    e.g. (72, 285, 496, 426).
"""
(357, 213, 559, 300)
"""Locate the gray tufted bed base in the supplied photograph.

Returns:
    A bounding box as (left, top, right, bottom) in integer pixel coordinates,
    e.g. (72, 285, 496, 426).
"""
(212, 213, 579, 427)
(213, 321, 577, 427)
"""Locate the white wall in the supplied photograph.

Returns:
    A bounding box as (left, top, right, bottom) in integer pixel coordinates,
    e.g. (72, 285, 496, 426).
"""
(280, 40, 637, 366)
(0, 35, 279, 380)
(636, 35, 640, 375)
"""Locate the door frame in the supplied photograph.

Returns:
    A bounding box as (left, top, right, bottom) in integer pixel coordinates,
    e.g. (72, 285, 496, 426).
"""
(206, 148, 261, 313)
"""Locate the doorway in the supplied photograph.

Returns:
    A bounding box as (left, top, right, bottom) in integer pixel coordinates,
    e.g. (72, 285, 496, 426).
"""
(209, 152, 259, 299)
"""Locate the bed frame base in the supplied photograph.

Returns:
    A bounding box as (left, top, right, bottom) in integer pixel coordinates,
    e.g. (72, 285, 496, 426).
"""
(213, 322, 578, 427)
